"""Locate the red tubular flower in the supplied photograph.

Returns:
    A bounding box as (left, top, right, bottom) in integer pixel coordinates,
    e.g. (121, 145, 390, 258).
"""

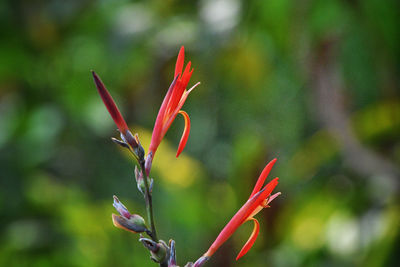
(203, 159, 281, 261)
(92, 71, 138, 149)
(145, 46, 200, 174)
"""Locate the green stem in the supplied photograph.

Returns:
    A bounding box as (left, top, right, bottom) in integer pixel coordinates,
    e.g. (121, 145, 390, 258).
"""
(140, 160, 158, 242)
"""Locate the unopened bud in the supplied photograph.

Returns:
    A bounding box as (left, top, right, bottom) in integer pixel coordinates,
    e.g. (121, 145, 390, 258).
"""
(113, 195, 131, 219)
(139, 237, 158, 252)
(112, 213, 147, 233)
(121, 130, 138, 149)
(168, 240, 177, 267)
(112, 195, 147, 233)
(111, 137, 129, 149)
(134, 133, 145, 161)
(134, 166, 153, 195)
(135, 166, 145, 194)
(139, 238, 168, 264)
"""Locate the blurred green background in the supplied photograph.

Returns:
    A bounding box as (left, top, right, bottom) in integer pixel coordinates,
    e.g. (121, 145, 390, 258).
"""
(1, 0, 399, 266)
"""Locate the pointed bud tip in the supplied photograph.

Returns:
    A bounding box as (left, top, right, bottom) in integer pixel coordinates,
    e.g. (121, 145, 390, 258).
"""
(91, 70, 99, 80)
(111, 137, 129, 148)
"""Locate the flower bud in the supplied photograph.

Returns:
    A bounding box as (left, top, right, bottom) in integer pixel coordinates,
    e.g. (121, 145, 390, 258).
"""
(135, 166, 145, 194)
(113, 195, 131, 218)
(139, 238, 169, 264)
(168, 239, 177, 267)
(111, 137, 130, 149)
(121, 130, 138, 149)
(112, 195, 147, 233)
(135, 166, 153, 195)
(134, 133, 145, 161)
(112, 213, 147, 233)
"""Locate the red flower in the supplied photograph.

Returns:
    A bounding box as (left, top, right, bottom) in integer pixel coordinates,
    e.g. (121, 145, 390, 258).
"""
(203, 159, 280, 261)
(92, 71, 138, 150)
(145, 46, 200, 174)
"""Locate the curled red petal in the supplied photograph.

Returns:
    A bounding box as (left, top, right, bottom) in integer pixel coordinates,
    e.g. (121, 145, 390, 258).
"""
(175, 46, 185, 78)
(203, 177, 279, 259)
(161, 82, 200, 141)
(92, 71, 129, 134)
(176, 110, 191, 157)
(249, 159, 277, 199)
(236, 218, 260, 260)
(172, 82, 200, 117)
(204, 189, 265, 258)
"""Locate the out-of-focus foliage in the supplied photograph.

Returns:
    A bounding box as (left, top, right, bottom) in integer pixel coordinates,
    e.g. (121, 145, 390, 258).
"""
(0, 0, 399, 266)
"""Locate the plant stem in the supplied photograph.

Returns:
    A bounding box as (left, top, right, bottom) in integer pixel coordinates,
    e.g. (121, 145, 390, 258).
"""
(140, 160, 158, 242)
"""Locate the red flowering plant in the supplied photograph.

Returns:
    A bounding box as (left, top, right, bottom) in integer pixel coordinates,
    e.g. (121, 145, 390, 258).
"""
(92, 47, 281, 266)
(145, 46, 200, 175)
(194, 159, 280, 266)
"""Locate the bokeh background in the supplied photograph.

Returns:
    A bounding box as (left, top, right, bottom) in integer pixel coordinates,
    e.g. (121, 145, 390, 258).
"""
(1, 0, 399, 266)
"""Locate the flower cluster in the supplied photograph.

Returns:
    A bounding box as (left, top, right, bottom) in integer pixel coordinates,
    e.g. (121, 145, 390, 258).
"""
(201, 159, 280, 262)
(92, 46, 281, 266)
(145, 46, 200, 175)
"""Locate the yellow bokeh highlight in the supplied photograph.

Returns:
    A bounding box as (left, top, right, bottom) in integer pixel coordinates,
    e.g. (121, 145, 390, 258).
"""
(291, 216, 325, 251)
(353, 100, 400, 140)
(123, 125, 203, 188)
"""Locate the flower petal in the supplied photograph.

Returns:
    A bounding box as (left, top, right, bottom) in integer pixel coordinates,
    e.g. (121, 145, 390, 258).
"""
(161, 82, 200, 139)
(244, 178, 279, 220)
(204, 188, 266, 258)
(113, 195, 131, 219)
(246, 191, 281, 219)
(249, 159, 277, 199)
(173, 82, 200, 116)
(148, 75, 179, 154)
(175, 46, 185, 78)
(258, 178, 279, 202)
(181, 61, 193, 89)
(92, 71, 129, 134)
(166, 62, 192, 118)
(176, 110, 191, 157)
(266, 192, 281, 206)
(236, 218, 260, 260)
